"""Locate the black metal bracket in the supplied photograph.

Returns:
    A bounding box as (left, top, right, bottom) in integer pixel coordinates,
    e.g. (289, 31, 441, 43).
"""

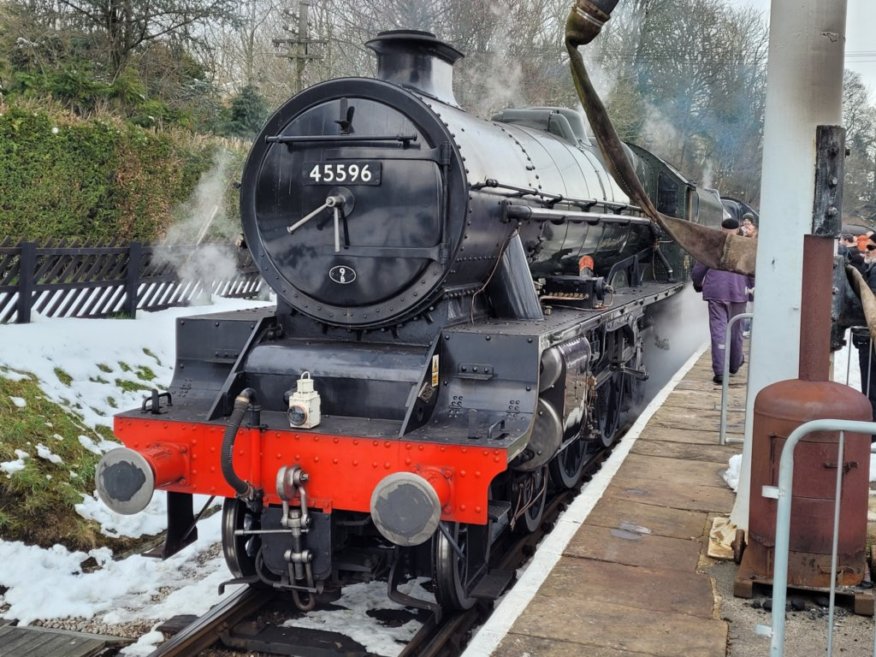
(141, 389, 172, 415)
(143, 492, 197, 559)
(812, 124, 845, 237)
(386, 550, 442, 619)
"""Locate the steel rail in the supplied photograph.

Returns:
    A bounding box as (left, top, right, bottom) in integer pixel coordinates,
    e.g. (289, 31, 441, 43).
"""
(145, 586, 274, 657)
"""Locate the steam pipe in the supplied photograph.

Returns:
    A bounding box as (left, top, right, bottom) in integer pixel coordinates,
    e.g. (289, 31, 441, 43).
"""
(222, 388, 258, 500)
(505, 204, 651, 225)
(487, 233, 544, 320)
(565, 0, 620, 46)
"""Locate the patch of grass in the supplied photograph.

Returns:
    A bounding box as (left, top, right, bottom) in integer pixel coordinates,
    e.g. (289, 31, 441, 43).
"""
(142, 348, 162, 366)
(53, 367, 73, 386)
(0, 375, 114, 550)
(0, 366, 34, 382)
(134, 365, 157, 382)
(105, 396, 118, 409)
(89, 375, 110, 384)
(118, 362, 132, 372)
(114, 378, 151, 393)
(96, 363, 113, 373)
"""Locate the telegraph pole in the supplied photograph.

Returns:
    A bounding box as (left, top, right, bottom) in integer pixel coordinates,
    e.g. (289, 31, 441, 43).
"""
(273, 1, 325, 92)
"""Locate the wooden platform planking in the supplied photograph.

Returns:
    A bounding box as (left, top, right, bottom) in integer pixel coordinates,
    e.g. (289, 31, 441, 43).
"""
(0, 626, 128, 657)
(494, 350, 743, 657)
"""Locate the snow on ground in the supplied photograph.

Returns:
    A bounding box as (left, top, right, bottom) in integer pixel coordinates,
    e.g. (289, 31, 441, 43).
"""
(1, 298, 271, 431)
(4, 299, 874, 654)
(0, 296, 434, 657)
(283, 580, 430, 656)
(0, 512, 232, 626)
(1, 449, 29, 475)
(0, 298, 272, 633)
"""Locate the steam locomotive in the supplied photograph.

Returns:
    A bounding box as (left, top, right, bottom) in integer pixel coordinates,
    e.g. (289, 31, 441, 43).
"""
(97, 30, 724, 613)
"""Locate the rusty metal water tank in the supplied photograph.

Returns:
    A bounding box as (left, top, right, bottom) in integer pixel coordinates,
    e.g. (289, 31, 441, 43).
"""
(746, 378, 871, 588)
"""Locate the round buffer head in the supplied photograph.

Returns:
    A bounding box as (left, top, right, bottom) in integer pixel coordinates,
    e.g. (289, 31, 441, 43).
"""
(96, 448, 155, 515)
(370, 472, 442, 547)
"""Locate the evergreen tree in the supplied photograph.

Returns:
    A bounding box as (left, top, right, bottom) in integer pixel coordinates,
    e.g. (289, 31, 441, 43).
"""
(224, 84, 269, 138)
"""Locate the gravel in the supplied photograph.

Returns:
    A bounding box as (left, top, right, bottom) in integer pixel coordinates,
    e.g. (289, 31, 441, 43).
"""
(711, 557, 876, 656)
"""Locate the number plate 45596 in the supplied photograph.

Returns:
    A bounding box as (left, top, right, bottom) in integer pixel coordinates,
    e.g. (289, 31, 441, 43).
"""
(304, 161, 381, 186)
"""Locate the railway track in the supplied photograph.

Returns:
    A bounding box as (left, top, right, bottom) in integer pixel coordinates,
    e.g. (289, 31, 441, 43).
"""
(144, 586, 274, 657)
(142, 441, 617, 657)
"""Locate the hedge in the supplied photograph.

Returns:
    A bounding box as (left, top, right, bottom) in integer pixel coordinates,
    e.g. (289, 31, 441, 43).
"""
(0, 103, 235, 242)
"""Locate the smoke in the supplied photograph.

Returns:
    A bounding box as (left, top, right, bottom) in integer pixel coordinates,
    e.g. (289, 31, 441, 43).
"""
(164, 150, 238, 245)
(582, 44, 619, 100)
(701, 159, 715, 190)
(639, 102, 681, 156)
(641, 284, 709, 401)
(154, 150, 242, 299)
(462, 6, 524, 119)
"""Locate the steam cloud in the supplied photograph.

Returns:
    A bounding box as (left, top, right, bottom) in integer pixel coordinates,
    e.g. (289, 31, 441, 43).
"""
(642, 284, 710, 401)
(154, 150, 242, 301)
(464, 6, 525, 119)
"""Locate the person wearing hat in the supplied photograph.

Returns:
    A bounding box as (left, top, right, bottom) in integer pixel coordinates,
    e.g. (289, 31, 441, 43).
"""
(691, 218, 755, 384)
(740, 212, 758, 238)
(738, 212, 757, 335)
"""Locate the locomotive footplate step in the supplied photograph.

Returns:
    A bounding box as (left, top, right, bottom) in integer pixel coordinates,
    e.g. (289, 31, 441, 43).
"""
(221, 621, 369, 657)
(0, 625, 129, 657)
(472, 569, 515, 600)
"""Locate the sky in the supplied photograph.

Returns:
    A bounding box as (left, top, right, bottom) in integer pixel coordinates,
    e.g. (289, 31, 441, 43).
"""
(738, 0, 876, 99)
(0, 295, 870, 655)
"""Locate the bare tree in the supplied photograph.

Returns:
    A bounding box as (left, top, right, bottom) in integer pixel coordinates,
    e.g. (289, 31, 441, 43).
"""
(597, 0, 768, 201)
(54, 0, 238, 79)
(843, 70, 876, 225)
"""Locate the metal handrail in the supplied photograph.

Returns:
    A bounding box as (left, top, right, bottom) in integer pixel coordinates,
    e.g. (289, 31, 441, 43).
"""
(846, 326, 874, 397)
(760, 418, 876, 657)
(718, 312, 753, 445)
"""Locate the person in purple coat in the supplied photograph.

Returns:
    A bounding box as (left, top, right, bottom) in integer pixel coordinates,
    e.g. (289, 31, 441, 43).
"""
(691, 218, 755, 384)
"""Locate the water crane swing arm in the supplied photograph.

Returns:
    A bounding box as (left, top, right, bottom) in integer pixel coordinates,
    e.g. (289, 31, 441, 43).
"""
(564, 0, 757, 276)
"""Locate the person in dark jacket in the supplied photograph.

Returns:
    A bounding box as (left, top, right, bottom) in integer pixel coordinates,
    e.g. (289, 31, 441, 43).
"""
(691, 218, 755, 384)
(849, 234, 876, 420)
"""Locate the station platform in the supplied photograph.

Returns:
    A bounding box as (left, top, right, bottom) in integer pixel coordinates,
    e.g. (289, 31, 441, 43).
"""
(464, 346, 746, 657)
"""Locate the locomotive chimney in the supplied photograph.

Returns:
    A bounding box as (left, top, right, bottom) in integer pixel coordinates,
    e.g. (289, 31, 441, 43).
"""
(365, 30, 464, 106)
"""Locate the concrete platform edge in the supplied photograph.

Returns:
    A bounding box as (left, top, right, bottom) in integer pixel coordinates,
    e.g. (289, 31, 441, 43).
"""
(462, 342, 710, 657)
